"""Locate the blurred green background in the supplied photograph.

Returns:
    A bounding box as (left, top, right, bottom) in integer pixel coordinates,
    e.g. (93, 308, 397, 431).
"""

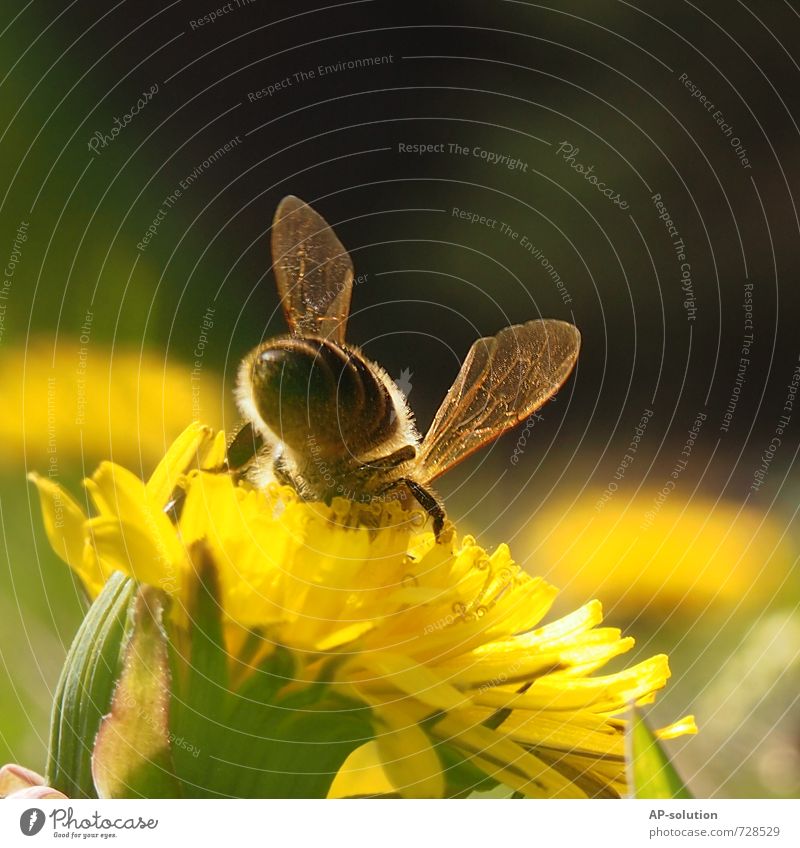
(1, 1, 799, 797)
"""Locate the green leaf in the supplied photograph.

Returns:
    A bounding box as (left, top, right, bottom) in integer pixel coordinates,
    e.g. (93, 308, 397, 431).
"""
(92, 585, 181, 798)
(176, 668, 373, 798)
(167, 544, 372, 798)
(46, 572, 135, 798)
(437, 743, 500, 798)
(232, 695, 374, 798)
(168, 541, 230, 784)
(629, 709, 693, 799)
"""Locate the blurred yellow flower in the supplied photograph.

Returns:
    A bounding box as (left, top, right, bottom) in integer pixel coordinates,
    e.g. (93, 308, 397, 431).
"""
(0, 338, 224, 471)
(531, 491, 795, 615)
(30, 425, 694, 798)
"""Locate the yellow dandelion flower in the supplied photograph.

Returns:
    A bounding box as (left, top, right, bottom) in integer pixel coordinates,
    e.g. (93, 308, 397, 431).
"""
(0, 338, 224, 470)
(30, 425, 693, 798)
(532, 491, 794, 615)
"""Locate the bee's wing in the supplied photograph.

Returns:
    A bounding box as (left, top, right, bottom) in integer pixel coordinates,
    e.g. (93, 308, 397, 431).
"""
(271, 195, 354, 344)
(415, 319, 580, 482)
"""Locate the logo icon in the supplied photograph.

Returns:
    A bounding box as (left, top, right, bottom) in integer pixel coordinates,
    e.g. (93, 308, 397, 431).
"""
(395, 367, 413, 398)
(20, 808, 45, 836)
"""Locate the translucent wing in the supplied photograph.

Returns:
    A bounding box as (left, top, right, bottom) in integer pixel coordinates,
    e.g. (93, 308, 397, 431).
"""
(271, 195, 354, 343)
(415, 319, 580, 481)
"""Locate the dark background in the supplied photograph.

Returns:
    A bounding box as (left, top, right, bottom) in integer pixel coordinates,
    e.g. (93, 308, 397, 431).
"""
(2, 0, 799, 798)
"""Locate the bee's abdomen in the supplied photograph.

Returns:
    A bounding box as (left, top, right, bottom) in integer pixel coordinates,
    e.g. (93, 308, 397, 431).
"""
(261, 336, 399, 455)
(318, 339, 400, 453)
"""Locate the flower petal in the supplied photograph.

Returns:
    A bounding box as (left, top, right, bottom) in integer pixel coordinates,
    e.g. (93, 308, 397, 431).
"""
(87, 516, 182, 592)
(474, 655, 672, 713)
(145, 422, 216, 506)
(28, 472, 86, 570)
(374, 705, 444, 798)
(86, 462, 183, 563)
(327, 742, 396, 798)
(656, 714, 698, 739)
(354, 651, 468, 712)
(433, 714, 586, 798)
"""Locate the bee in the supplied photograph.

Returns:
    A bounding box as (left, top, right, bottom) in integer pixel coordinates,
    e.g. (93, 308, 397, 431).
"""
(224, 196, 580, 535)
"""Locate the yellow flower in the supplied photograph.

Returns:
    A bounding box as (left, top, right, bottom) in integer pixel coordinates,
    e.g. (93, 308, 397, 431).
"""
(0, 338, 224, 471)
(30, 424, 694, 798)
(531, 492, 794, 615)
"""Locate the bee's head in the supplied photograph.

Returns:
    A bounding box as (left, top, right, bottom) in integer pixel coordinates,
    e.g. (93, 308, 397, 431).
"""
(237, 336, 391, 455)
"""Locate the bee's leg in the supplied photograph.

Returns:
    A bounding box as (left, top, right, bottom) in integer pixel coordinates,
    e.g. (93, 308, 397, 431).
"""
(182, 421, 266, 479)
(224, 421, 266, 478)
(272, 453, 297, 488)
(164, 487, 188, 523)
(165, 422, 265, 522)
(389, 477, 446, 538)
